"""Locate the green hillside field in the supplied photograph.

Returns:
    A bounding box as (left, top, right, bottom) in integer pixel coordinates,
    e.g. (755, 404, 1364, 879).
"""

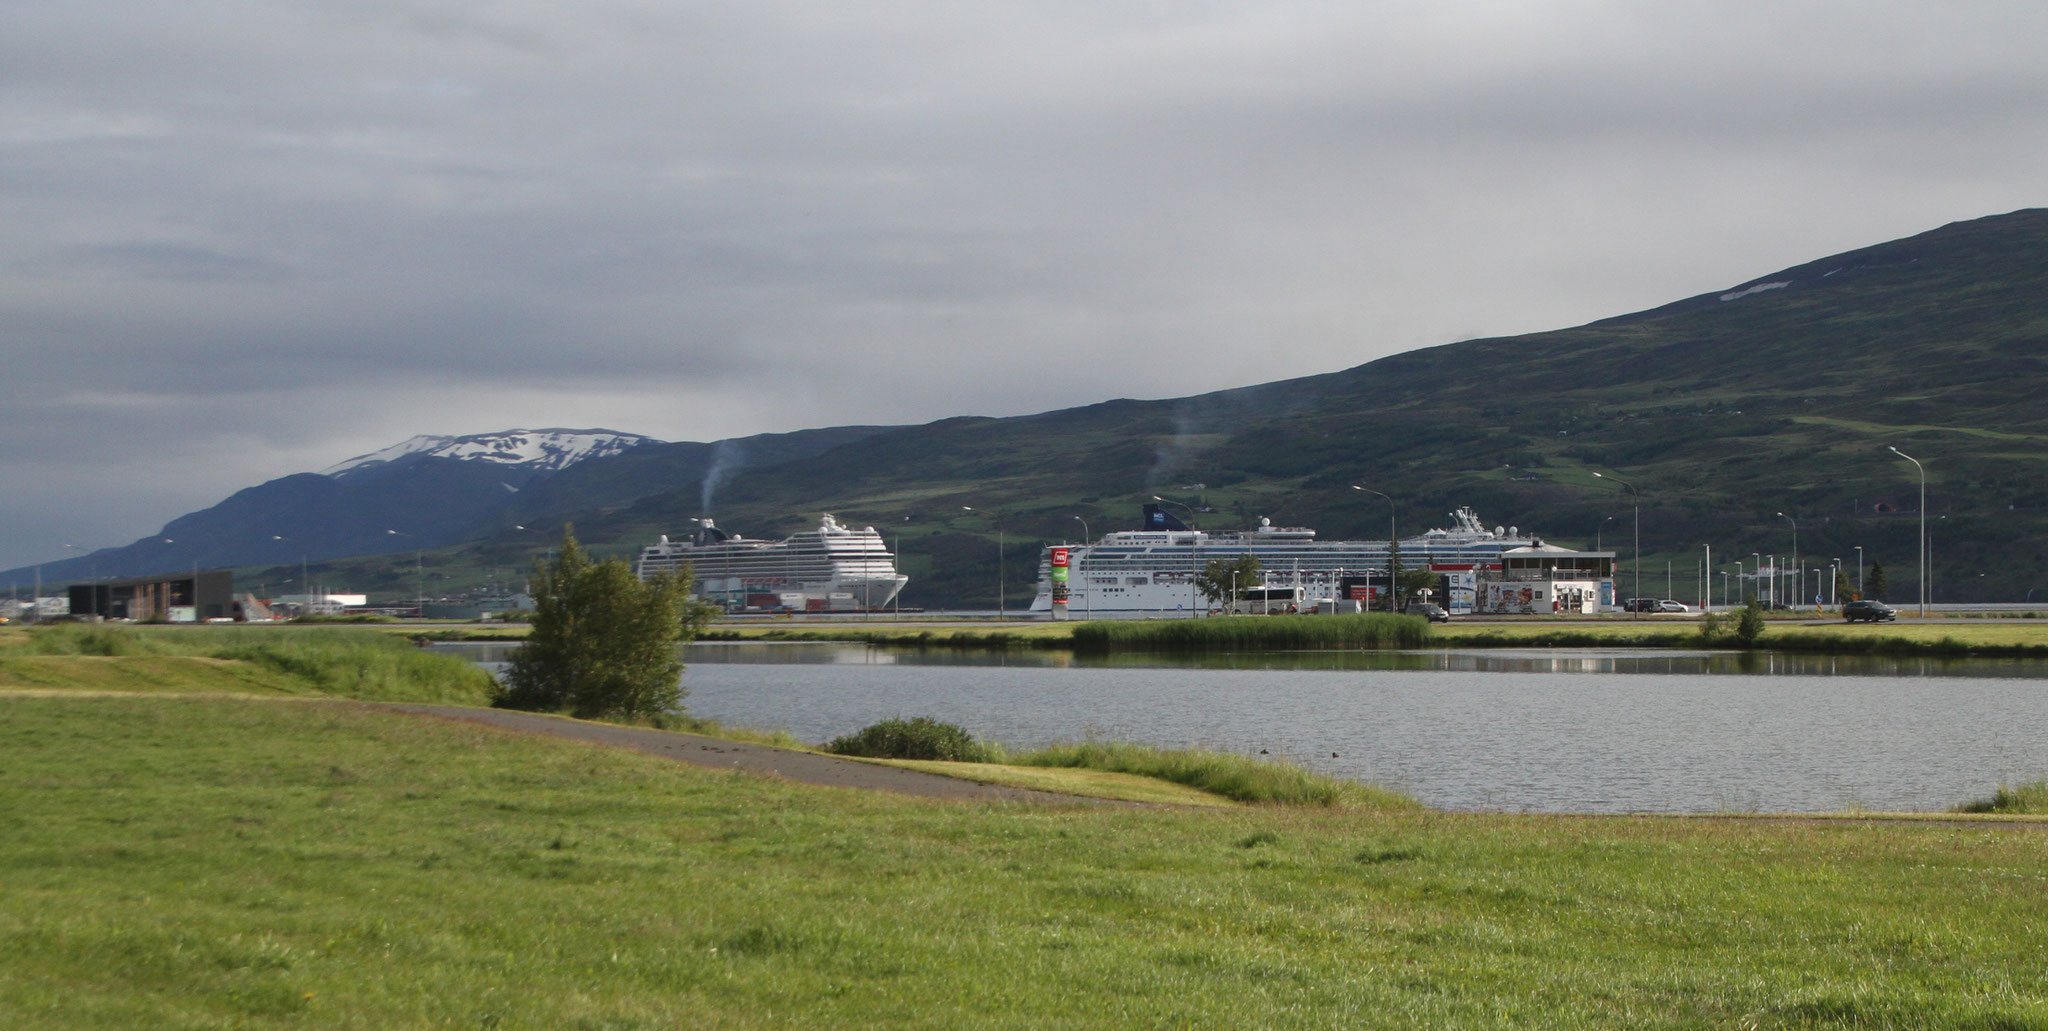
(254, 209, 2048, 608)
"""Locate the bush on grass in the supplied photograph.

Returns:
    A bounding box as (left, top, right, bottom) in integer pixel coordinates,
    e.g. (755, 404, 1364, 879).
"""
(1954, 780, 2048, 814)
(824, 717, 1000, 763)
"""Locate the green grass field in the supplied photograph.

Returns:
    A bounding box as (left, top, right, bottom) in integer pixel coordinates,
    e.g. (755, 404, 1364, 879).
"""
(6, 693, 2048, 1029)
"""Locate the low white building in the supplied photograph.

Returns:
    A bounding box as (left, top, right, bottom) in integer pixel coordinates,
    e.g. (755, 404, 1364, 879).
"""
(272, 593, 366, 616)
(1476, 544, 1617, 614)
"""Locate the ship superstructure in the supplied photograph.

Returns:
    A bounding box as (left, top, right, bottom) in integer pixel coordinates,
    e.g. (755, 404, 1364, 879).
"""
(636, 513, 907, 612)
(1031, 506, 1576, 616)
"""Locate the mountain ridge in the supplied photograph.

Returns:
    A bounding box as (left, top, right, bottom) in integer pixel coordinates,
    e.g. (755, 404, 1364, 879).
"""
(13, 208, 2047, 605)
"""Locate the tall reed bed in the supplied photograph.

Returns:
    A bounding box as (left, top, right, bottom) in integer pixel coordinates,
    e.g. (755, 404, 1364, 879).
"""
(1069, 612, 1428, 653)
(1013, 740, 1417, 809)
(3, 625, 497, 704)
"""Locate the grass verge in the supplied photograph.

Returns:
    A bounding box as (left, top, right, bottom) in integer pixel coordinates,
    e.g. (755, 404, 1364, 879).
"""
(7, 694, 2048, 1028)
(1012, 740, 1417, 810)
(0, 624, 497, 704)
(1956, 780, 2048, 814)
(849, 757, 1240, 807)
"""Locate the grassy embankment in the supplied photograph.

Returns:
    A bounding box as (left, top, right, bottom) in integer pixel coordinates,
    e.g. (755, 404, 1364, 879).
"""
(0, 624, 496, 703)
(0, 625, 1350, 808)
(6, 693, 2048, 1028)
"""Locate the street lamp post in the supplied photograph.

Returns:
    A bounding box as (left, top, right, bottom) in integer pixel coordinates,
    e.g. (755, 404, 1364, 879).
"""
(1888, 446, 1928, 616)
(1592, 472, 1640, 607)
(1352, 486, 1397, 611)
(1776, 512, 1798, 610)
(1854, 545, 1865, 596)
(1071, 515, 1091, 620)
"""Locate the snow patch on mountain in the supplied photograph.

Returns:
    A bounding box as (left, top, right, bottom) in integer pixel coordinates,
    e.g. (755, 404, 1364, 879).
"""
(1719, 280, 1791, 302)
(322, 429, 661, 477)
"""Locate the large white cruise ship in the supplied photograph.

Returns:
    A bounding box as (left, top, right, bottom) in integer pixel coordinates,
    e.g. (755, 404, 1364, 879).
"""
(635, 513, 908, 612)
(1030, 505, 1540, 616)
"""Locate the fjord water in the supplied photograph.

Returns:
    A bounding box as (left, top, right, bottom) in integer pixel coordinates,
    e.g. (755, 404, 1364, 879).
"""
(442, 642, 2048, 814)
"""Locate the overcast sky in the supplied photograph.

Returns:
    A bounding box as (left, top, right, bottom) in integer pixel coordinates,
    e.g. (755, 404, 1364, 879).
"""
(5, 1, 2047, 571)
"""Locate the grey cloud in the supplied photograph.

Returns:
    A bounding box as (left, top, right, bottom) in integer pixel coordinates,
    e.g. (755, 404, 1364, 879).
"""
(5, 1, 2048, 569)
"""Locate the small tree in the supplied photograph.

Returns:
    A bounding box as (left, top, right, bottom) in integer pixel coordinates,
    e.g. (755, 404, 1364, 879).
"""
(1396, 568, 1441, 608)
(1698, 608, 1724, 641)
(1834, 566, 1857, 603)
(1195, 555, 1262, 610)
(499, 526, 708, 719)
(1734, 599, 1767, 646)
(1866, 561, 1889, 602)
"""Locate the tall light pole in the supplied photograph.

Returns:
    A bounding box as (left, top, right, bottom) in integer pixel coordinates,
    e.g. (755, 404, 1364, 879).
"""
(1151, 495, 1201, 616)
(1749, 553, 1760, 605)
(1592, 472, 1639, 605)
(895, 516, 909, 621)
(1071, 515, 1091, 620)
(387, 529, 422, 617)
(1888, 446, 1928, 616)
(1352, 486, 1396, 611)
(1776, 512, 1798, 609)
(1854, 545, 1865, 596)
(961, 506, 1005, 621)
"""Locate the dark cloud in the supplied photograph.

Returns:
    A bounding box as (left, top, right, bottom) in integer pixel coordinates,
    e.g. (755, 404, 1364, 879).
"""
(4, 1, 2048, 568)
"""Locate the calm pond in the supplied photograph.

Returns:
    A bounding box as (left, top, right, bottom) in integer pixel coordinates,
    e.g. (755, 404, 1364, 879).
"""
(436, 642, 2048, 814)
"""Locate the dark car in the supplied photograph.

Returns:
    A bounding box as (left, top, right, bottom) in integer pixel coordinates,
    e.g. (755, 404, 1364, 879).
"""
(1406, 602, 1451, 623)
(1621, 598, 1660, 613)
(1843, 600, 1897, 623)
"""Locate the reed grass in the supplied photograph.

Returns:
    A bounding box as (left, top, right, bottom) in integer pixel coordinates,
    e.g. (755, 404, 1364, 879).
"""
(1069, 612, 1428, 653)
(1955, 780, 2048, 814)
(1013, 740, 1417, 809)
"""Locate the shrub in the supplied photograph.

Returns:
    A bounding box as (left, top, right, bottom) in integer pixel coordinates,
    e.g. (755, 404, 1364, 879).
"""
(1015, 740, 1418, 809)
(1734, 601, 1767, 646)
(1697, 609, 1725, 641)
(499, 526, 708, 719)
(825, 717, 999, 763)
(1954, 780, 2048, 814)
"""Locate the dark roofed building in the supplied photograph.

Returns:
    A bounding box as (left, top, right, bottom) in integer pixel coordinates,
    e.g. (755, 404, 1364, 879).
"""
(69, 570, 239, 622)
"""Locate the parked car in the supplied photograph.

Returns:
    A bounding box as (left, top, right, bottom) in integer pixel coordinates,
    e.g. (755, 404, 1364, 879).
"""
(1843, 599, 1898, 623)
(1406, 602, 1451, 623)
(1656, 600, 1692, 613)
(1622, 598, 1660, 612)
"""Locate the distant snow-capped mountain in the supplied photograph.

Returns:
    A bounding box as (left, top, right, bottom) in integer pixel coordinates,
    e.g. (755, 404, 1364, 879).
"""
(322, 429, 661, 477)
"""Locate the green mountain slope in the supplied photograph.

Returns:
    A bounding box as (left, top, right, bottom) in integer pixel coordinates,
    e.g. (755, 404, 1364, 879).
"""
(334, 208, 2048, 607)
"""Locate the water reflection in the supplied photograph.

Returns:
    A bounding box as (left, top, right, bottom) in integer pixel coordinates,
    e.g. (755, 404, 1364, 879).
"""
(673, 641, 2048, 679)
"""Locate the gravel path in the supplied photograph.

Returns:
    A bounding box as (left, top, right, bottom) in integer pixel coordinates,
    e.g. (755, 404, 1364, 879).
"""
(384, 704, 1109, 805)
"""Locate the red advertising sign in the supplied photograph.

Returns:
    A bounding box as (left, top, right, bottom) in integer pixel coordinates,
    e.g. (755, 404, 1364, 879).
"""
(1051, 548, 1069, 567)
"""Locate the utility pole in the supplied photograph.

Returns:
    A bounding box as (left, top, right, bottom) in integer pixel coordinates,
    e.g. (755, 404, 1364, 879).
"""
(1889, 446, 1928, 616)
(1593, 472, 1640, 606)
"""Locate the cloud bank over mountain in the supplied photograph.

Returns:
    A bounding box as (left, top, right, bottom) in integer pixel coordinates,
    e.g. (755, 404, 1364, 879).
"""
(5, 2, 2048, 569)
